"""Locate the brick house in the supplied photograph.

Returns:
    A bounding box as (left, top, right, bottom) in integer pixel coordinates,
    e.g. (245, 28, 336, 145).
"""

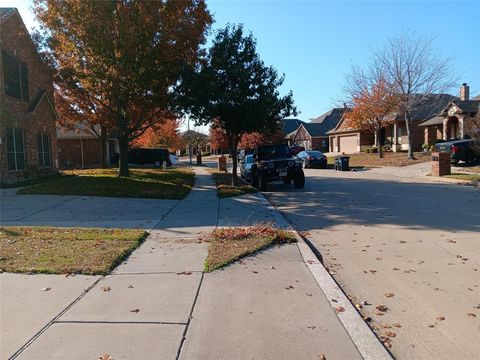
(57, 124, 119, 169)
(289, 108, 346, 152)
(327, 94, 456, 154)
(0, 8, 57, 184)
(420, 84, 479, 143)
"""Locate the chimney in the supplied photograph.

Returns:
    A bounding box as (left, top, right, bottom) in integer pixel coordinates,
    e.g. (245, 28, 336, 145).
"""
(460, 83, 469, 101)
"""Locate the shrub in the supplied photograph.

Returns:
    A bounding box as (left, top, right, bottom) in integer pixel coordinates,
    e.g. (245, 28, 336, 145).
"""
(422, 143, 429, 149)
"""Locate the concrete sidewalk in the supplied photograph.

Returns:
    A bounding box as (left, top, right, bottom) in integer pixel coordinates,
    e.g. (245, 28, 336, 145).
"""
(4, 167, 371, 359)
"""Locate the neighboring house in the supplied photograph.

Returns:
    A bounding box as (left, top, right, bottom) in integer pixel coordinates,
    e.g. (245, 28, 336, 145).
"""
(182, 129, 210, 155)
(290, 108, 347, 152)
(0, 8, 57, 184)
(56, 124, 119, 169)
(420, 84, 479, 144)
(327, 93, 457, 154)
(281, 118, 306, 145)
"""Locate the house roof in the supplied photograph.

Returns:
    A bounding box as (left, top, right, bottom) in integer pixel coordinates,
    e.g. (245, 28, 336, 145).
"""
(0, 8, 16, 23)
(181, 130, 209, 139)
(472, 95, 480, 101)
(451, 100, 480, 114)
(406, 94, 459, 121)
(419, 116, 444, 127)
(304, 108, 348, 137)
(281, 118, 306, 135)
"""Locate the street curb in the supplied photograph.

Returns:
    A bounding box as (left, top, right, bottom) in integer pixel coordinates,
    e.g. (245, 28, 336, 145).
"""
(256, 192, 393, 360)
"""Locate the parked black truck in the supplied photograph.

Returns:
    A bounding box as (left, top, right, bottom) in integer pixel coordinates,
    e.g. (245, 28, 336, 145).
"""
(434, 139, 480, 164)
(251, 143, 305, 191)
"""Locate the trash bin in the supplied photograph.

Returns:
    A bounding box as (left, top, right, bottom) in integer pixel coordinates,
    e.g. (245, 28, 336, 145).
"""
(335, 156, 350, 171)
(218, 155, 227, 172)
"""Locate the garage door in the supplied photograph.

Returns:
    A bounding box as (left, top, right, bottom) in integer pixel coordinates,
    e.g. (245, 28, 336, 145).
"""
(339, 135, 357, 153)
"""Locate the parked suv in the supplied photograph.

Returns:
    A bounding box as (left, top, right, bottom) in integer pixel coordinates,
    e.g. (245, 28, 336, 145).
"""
(434, 139, 479, 164)
(251, 143, 305, 191)
(111, 148, 172, 167)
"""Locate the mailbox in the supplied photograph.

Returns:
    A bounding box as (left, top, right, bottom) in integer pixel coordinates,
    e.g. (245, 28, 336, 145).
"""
(431, 152, 451, 177)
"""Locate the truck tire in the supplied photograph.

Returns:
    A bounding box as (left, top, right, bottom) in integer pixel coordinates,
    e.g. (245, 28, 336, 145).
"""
(293, 170, 305, 189)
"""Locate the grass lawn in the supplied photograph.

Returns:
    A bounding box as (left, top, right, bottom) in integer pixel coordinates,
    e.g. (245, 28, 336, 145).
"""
(209, 170, 257, 198)
(0, 226, 147, 275)
(17, 167, 195, 199)
(444, 173, 480, 182)
(204, 226, 296, 272)
(328, 151, 432, 168)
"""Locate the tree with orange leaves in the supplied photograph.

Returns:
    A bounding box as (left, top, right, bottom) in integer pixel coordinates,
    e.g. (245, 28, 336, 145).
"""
(238, 130, 284, 150)
(33, 0, 212, 176)
(209, 126, 228, 154)
(345, 72, 398, 158)
(131, 118, 184, 151)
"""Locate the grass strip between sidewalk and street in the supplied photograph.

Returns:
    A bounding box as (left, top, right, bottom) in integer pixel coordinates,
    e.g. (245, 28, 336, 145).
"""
(444, 173, 480, 182)
(209, 170, 257, 198)
(0, 226, 147, 275)
(328, 151, 432, 168)
(204, 226, 296, 272)
(17, 168, 195, 199)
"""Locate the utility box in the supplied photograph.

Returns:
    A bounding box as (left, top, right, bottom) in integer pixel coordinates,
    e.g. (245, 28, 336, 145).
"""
(431, 152, 451, 176)
(196, 154, 202, 165)
(218, 155, 227, 172)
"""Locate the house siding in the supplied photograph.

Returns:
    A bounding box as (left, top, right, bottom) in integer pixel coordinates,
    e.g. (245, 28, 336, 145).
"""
(0, 12, 57, 184)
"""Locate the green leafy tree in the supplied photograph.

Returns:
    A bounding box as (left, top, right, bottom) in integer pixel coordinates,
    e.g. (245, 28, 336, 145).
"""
(33, 0, 212, 176)
(181, 25, 296, 184)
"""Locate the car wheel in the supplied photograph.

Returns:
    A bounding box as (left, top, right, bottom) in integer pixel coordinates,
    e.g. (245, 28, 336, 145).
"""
(283, 177, 291, 184)
(154, 160, 162, 167)
(293, 170, 305, 189)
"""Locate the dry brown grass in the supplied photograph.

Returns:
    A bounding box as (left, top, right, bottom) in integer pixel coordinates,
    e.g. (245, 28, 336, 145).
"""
(0, 226, 147, 274)
(204, 225, 296, 272)
(209, 170, 257, 198)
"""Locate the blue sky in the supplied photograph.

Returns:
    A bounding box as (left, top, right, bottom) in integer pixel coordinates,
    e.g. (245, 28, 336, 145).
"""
(3, 0, 479, 124)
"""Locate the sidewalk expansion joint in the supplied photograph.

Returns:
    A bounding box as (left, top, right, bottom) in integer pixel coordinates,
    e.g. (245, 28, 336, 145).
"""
(148, 198, 182, 231)
(175, 272, 205, 360)
(13, 195, 80, 222)
(54, 320, 188, 326)
(9, 275, 104, 360)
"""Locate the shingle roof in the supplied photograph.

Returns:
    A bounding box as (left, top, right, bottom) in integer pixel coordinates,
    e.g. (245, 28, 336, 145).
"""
(472, 95, 480, 101)
(407, 94, 458, 121)
(419, 116, 444, 127)
(451, 100, 480, 114)
(302, 122, 333, 137)
(0, 8, 17, 23)
(281, 118, 306, 135)
(310, 108, 348, 125)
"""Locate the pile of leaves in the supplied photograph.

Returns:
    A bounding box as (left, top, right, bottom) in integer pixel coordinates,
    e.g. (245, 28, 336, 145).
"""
(205, 225, 296, 272)
(210, 171, 257, 198)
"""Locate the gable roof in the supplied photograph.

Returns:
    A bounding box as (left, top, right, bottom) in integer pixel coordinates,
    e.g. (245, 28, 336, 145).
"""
(27, 90, 57, 118)
(0, 8, 16, 23)
(281, 118, 306, 135)
(306, 108, 348, 136)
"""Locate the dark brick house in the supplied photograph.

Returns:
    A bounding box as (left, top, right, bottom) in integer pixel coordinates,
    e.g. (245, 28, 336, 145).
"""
(0, 8, 57, 184)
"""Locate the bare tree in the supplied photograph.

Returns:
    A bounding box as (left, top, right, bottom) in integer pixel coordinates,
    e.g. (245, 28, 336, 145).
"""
(373, 32, 457, 159)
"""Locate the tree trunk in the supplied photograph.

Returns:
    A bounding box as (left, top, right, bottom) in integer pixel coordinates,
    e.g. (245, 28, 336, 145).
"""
(227, 134, 238, 186)
(99, 125, 108, 168)
(404, 112, 415, 160)
(118, 135, 130, 177)
(376, 129, 384, 158)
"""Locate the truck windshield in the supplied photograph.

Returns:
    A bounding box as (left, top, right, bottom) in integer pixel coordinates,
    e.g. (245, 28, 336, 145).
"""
(258, 145, 290, 159)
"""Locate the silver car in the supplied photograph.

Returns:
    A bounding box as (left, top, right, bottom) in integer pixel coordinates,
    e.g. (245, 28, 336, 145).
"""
(240, 154, 254, 181)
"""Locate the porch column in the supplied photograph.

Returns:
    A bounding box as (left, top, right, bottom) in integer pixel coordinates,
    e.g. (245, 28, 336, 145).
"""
(393, 123, 398, 152)
(443, 118, 448, 140)
(458, 116, 464, 139)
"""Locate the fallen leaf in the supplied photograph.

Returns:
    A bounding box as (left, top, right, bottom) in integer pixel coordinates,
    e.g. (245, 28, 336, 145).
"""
(319, 354, 327, 360)
(307, 325, 316, 329)
(98, 354, 113, 360)
(130, 308, 141, 313)
(385, 292, 395, 298)
(467, 312, 476, 318)
(335, 306, 345, 313)
(428, 324, 435, 328)
(376, 305, 389, 312)
(369, 269, 377, 274)
(41, 287, 51, 292)
(392, 267, 400, 271)
(305, 293, 313, 297)
(385, 331, 396, 337)
(252, 270, 258, 274)
(177, 271, 192, 276)
(101, 286, 111, 292)
(285, 285, 295, 290)
(364, 316, 372, 322)
(393, 323, 402, 328)
(128, 285, 134, 289)
(436, 316, 445, 321)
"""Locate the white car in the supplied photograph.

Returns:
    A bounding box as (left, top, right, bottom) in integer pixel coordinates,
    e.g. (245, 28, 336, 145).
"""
(170, 154, 179, 165)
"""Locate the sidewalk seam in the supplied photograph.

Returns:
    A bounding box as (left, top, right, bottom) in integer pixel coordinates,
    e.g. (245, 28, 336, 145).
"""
(9, 276, 104, 360)
(13, 195, 80, 222)
(256, 191, 393, 360)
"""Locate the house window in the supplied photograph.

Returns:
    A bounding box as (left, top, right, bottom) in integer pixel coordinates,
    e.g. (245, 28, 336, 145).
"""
(2, 51, 29, 101)
(37, 132, 52, 168)
(6, 128, 26, 171)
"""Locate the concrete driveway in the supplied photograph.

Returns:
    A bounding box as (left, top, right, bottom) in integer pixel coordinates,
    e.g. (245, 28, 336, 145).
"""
(263, 168, 480, 360)
(0, 188, 178, 229)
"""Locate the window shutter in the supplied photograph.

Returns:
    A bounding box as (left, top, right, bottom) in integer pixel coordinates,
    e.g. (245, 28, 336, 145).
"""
(2, 51, 21, 99)
(21, 62, 29, 101)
